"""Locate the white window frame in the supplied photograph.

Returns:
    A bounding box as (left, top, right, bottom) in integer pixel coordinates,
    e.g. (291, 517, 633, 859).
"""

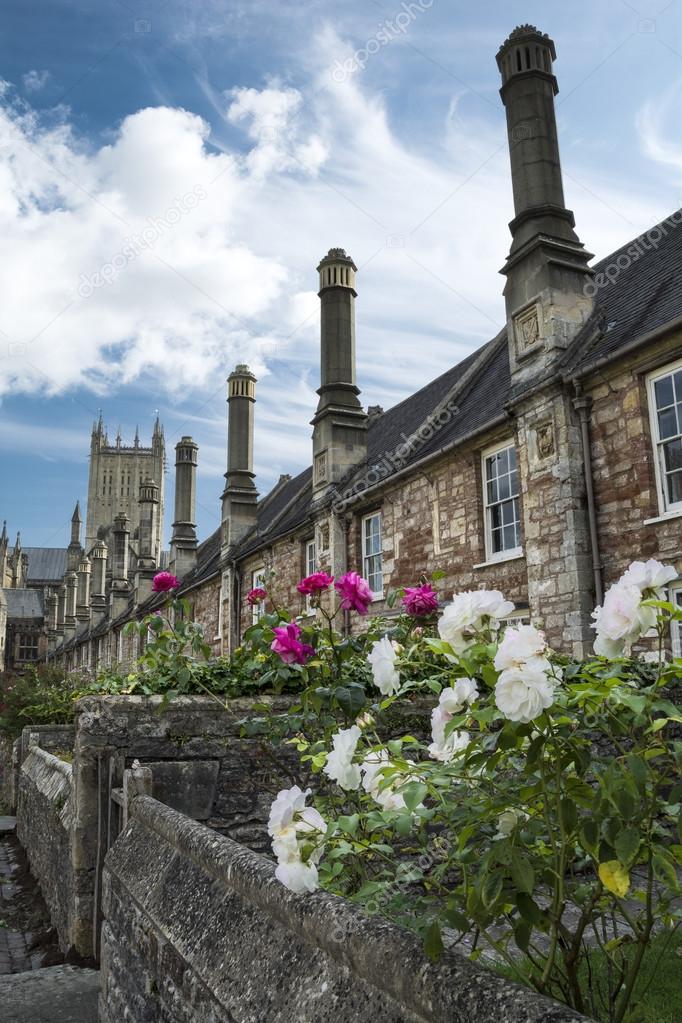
(670, 581, 682, 658)
(304, 538, 317, 614)
(251, 567, 266, 624)
(482, 439, 523, 563)
(646, 357, 682, 517)
(361, 512, 383, 599)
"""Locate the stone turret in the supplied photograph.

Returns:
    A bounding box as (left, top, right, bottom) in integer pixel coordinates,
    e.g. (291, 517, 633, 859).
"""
(496, 25, 594, 386)
(68, 502, 83, 572)
(311, 248, 367, 498)
(170, 439, 198, 578)
(221, 366, 259, 555)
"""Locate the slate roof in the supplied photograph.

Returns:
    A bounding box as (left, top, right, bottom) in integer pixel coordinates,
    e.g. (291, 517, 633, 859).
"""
(23, 547, 68, 583)
(4, 588, 44, 619)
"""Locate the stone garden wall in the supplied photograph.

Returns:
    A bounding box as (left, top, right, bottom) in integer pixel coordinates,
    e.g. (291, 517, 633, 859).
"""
(16, 745, 76, 953)
(100, 793, 588, 1023)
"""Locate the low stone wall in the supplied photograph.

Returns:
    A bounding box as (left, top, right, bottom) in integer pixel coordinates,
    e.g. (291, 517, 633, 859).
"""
(100, 795, 587, 1023)
(16, 745, 76, 953)
(20, 723, 75, 763)
(0, 735, 20, 811)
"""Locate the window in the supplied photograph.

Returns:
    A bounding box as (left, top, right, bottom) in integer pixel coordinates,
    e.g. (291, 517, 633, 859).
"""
(482, 442, 522, 561)
(251, 568, 266, 624)
(362, 512, 383, 598)
(647, 360, 682, 514)
(671, 583, 682, 658)
(17, 634, 39, 662)
(304, 539, 316, 613)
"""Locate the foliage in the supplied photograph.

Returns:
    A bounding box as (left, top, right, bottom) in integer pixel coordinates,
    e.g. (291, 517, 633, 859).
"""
(0, 664, 82, 739)
(260, 568, 682, 1023)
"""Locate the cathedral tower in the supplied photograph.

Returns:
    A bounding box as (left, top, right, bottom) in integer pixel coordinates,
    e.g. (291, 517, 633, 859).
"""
(85, 416, 165, 559)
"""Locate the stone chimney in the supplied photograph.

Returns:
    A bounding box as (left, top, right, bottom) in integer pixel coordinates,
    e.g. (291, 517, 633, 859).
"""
(56, 583, 66, 640)
(496, 26, 594, 386)
(76, 556, 91, 623)
(67, 502, 83, 571)
(110, 512, 131, 619)
(90, 539, 108, 624)
(311, 248, 367, 498)
(170, 440, 198, 578)
(63, 571, 78, 641)
(221, 366, 259, 555)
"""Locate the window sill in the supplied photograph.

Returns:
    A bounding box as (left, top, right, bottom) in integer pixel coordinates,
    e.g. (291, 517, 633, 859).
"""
(473, 552, 525, 570)
(643, 510, 682, 526)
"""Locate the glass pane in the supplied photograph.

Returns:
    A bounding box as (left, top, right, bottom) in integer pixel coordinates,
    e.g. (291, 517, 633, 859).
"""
(655, 375, 674, 409)
(490, 505, 503, 530)
(498, 474, 510, 501)
(501, 499, 514, 525)
(509, 468, 519, 497)
(491, 528, 503, 553)
(503, 525, 516, 550)
(666, 469, 682, 506)
(674, 370, 682, 398)
(508, 447, 517, 471)
(664, 438, 682, 472)
(658, 407, 678, 440)
(487, 479, 495, 504)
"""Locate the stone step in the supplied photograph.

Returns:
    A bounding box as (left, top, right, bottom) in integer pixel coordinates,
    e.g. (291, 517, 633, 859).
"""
(0, 964, 100, 1023)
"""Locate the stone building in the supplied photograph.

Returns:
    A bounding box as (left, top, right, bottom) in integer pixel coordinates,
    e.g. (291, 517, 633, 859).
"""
(44, 25, 682, 670)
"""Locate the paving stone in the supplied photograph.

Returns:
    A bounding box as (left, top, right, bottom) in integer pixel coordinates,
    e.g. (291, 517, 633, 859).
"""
(0, 964, 99, 1023)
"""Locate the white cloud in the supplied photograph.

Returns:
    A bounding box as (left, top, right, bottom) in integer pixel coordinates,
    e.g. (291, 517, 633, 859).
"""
(22, 69, 50, 93)
(637, 86, 682, 181)
(0, 25, 669, 472)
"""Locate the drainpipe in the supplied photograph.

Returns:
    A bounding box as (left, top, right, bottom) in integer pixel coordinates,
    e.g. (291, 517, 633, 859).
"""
(572, 380, 603, 607)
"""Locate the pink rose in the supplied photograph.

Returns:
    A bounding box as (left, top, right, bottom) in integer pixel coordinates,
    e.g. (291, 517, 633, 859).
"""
(246, 587, 267, 606)
(271, 622, 315, 665)
(297, 572, 334, 595)
(335, 571, 373, 615)
(152, 571, 180, 593)
(402, 584, 439, 617)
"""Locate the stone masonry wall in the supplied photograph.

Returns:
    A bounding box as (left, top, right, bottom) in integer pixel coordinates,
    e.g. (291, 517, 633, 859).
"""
(187, 575, 221, 655)
(586, 333, 682, 591)
(100, 794, 586, 1023)
(16, 746, 76, 954)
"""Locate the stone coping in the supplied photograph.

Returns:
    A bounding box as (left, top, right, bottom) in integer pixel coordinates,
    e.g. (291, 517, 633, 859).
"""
(128, 794, 588, 1023)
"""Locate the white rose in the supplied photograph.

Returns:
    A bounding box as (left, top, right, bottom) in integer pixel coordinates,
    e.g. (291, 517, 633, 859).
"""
(493, 809, 527, 840)
(268, 785, 310, 838)
(275, 858, 320, 893)
(495, 663, 555, 723)
(428, 725, 470, 763)
(494, 624, 547, 671)
(620, 558, 677, 597)
(438, 590, 514, 653)
(591, 582, 653, 657)
(323, 725, 362, 790)
(439, 678, 479, 715)
(361, 750, 421, 811)
(367, 636, 400, 695)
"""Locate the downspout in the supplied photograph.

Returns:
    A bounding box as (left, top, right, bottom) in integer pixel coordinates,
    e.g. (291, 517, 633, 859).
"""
(572, 380, 603, 607)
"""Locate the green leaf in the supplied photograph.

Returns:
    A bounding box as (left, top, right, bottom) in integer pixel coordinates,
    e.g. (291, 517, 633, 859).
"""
(511, 853, 535, 895)
(614, 827, 640, 866)
(514, 918, 532, 953)
(338, 814, 360, 836)
(424, 921, 444, 961)
(401, 782, 428, 813)
(653, 852, 680, 892)
(444, 906, 469, 931)
(560, 798, 578, 835)
(580, 819, 599, 855)
(516, 892, 543, 926)
(482, 870, 504, 908)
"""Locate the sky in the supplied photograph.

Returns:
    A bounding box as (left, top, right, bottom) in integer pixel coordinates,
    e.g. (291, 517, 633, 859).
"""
(0, 0, 681, 549)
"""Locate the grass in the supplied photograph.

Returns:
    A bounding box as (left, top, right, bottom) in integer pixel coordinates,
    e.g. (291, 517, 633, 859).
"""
(580, 930, 682, 1023)
(495, 930, 682, 1022)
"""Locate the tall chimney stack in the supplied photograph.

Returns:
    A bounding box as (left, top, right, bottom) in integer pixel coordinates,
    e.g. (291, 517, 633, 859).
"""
(170, 440, 198, 578)
(136, 477, 161, 603)
(221, 366, 258, 554)
(311, 248, 367, 498)
(90, 539, 108, 624)
(496, 26, 594, 385)
(110, 512, 131, 619)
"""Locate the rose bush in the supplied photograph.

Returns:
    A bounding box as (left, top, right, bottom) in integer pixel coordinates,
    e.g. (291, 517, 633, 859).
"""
(264, 561, 682, 1023)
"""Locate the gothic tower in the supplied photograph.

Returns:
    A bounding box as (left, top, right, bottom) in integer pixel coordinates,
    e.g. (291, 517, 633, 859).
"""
(85, 415, 165, 560)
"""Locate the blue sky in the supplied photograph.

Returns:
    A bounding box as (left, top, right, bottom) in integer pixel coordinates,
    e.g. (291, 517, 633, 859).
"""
(0, 0, 681, 549)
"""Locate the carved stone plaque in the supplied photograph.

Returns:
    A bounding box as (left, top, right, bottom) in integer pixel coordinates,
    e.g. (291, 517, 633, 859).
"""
(514, 305, 541, 355)
(535, 422, 555, 460)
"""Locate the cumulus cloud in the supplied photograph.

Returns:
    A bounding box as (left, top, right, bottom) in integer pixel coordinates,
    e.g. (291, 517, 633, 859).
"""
(636, 86, 682, 180)
(0, 26, 667, 420)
